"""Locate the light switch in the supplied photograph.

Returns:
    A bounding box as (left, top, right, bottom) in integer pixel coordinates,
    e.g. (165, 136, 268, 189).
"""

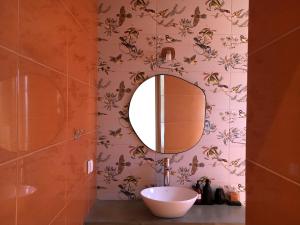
(87, 159, 94, 174)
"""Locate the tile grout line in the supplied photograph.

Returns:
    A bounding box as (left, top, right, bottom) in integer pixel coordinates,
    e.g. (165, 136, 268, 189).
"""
(66, 32, 70, 209)
(248, 25, 300, 56)
(48, 147, 97, 225)
(58, 0, 87, 32)
(228, 0, 233, 185)
(15, 0, 20, 224)
(48, 166, 94, 225)
(0, 44, 66, 75)
(48, 204, 67, 225)
(247, 159, 300, 187)
(0, 44, 90, 86)
(0, 130, 97, 168)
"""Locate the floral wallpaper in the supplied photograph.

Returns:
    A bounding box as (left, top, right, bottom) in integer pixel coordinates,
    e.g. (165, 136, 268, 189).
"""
(97, 0, 248, 203)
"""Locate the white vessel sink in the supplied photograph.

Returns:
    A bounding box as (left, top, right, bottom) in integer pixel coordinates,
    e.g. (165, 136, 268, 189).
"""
(140, 186, 198, 218)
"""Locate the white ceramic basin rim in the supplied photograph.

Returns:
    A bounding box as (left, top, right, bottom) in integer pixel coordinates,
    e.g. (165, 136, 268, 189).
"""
(141, 186, 198, 218)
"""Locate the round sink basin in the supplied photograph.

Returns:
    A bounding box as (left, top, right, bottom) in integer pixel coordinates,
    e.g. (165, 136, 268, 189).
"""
(141, 186, 198, 218)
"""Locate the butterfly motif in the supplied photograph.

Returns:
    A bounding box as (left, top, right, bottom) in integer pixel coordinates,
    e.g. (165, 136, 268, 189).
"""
(117, 6, 132, 26)
(109, 128, 123, 137)
(184, 55, 197, 64)
(110, 54, 123, 63)
(116, 155, 131, 174)
(116, 81, 131, 101)
(191, 7, 207, 27)
(189, 155, 205, 175)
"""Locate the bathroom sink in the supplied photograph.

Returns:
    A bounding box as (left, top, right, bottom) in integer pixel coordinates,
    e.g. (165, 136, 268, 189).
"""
(140, 186, 198, 218)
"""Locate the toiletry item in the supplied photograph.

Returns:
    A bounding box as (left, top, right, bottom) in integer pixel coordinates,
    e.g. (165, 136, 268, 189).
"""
(229, 191, 240, 202)
(201, 179, 214, 205)
(192, 180, 202, 205)
(227, 200, 242, 206)
(214, 188, 226, 204)
(226, 191, 242, 206)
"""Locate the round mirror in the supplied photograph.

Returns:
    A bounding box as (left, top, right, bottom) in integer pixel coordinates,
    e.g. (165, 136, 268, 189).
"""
(129, 75, 206, 154)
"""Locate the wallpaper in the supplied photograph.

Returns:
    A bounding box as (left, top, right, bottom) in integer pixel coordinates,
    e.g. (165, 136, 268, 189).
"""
(97, 0, 248, 203)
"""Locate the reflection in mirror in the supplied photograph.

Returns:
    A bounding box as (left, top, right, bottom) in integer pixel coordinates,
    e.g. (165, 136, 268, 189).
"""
(129, 75, 206, 154)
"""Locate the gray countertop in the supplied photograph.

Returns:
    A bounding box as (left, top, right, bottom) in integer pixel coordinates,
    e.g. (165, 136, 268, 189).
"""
(84, 200, 245, 225)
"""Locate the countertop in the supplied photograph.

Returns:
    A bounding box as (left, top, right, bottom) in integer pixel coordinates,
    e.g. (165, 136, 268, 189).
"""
(84, 200, 245, 225)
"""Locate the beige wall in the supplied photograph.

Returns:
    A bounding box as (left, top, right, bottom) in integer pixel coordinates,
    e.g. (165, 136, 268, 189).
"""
(247, 1, 300, 224)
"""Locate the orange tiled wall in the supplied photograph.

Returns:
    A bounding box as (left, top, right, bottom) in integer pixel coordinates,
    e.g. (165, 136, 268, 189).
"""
(0, 0, 98, 225)
(247, 1, 300, 224)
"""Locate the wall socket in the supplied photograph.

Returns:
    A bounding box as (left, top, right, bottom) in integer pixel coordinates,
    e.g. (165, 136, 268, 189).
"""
(87, 160, 94, 174)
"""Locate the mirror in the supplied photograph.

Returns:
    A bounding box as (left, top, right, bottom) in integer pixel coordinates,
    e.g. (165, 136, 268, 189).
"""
(129, 75, 206, 154)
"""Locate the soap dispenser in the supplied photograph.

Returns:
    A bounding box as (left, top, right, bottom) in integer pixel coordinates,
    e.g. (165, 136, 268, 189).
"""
(202, 179, 214, 205)
(192, 180, 202, 205)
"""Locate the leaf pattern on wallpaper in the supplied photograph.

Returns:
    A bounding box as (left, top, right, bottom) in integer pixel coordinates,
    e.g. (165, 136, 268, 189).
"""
(98, 3, 134, 36)
(229, 84, 247, 102)
(220, 110, 247, 123)
(217, 128, 246, 145)
(203, 72, 228, 89)
(98, 135, 111, 149)
(204, 119, 217, 135)
(118, 175, 141, 200)
(100, 155, 132, 184)
(103, 18, 120, 36)
(98, 3, 111, 14)
(203, 72, 247, 103)
(206, 0, 248, 28)
(231, 9, 249, 27)
(98, 58, 113, 75)
(177, 167, 192, 184)
(129, 71, 147, 86)
(202, 145, 227, 162)
(156, 4, 186, 28)
(193, 28, 218, 61)
(97, 0, 248, 202)
(119, 27, 144, 59)
(176, 156, 205, 185)
(103, 92, 118, 110)
(178, 6, 207, 36)
(97, 78, 111, 89)
(221, 35, 248, 49)
(129, 145, 154, 163)
(226, 158, 246, 176)
(118, 104, 131, 129)
(97, 152, 111, 163)
(219, 53, 248, 72)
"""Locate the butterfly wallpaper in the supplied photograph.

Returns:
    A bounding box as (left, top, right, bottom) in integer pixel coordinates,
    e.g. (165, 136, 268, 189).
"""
(97, 0, 248, 203)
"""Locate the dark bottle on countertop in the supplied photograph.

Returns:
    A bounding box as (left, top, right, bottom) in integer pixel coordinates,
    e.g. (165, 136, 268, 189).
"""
(202, 179, 214, 205)
(192, 180, 202, 205)
(214, 188, 226, 204)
